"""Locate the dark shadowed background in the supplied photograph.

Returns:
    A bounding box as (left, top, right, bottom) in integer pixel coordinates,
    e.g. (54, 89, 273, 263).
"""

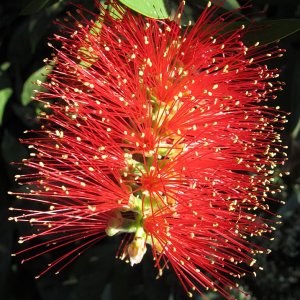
(0, 0, 300, 299)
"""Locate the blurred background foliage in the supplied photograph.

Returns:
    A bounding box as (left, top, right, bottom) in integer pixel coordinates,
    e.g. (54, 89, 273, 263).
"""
(1, 0, 300, 299)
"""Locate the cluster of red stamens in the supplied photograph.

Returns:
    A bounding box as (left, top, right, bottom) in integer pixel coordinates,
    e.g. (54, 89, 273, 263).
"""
(10, 1, 288, 298)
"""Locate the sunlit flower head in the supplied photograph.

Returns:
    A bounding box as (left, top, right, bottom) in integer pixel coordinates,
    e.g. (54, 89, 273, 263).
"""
(11, 1, 287, 298)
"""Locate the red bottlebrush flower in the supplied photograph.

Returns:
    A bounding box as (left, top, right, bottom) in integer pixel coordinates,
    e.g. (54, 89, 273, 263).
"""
(11, 1, 288, 298)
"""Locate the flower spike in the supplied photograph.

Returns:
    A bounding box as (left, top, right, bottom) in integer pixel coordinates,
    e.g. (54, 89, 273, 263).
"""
(11, 1, 287, 298)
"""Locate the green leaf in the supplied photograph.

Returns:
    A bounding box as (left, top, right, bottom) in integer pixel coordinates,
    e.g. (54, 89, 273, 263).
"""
(243, 19, 300, 46)
(219, 19, 300, 47)
(0, 62, 10, 72)
(27, 1, 66, 52)
(222, 0, 240, 10)
(291, 118, 300, 139)
(0, 88, 12, 125)
(107, 2, 126, 20)
(0, 62, 12, 125)
(21, 65, 52, 106)
(20, 0, 51, 15)
(118, 0, 168, 19)
(8, 21, 32, 67)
